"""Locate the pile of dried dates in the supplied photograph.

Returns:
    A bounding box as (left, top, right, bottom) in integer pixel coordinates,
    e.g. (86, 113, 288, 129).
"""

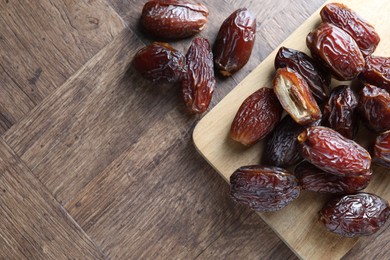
(230, 3, 390, 238)
(132, 0, 256, 114)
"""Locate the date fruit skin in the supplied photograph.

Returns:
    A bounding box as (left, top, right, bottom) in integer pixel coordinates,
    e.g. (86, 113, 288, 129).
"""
(322, 85, 359, 139)
(262, 115, 320, 167)
(320, 3, 380, 56)
(360, 56, 390, 93)
(133, 42, 185, 83)
(320, 193, 390, 237)
(214, 8, 256, 76)
(273, 67, 321, 125)
(295, 161, 372, 194)
(230, 88, 283, 146)
(274, 47, 331, 103)
(373, 130, 390, 169)
(182, 38, 215, 114)
(230, 165, 300, 212)
(141, 0, 209, 39)
(306, 23, 365, 81)
(298, 126, 371, 176)
(358, 84, 390, 133)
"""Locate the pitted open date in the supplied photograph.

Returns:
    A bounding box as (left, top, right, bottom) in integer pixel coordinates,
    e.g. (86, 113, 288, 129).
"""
(306, 23, 365, 80)
(320, 193, 390, 237)
(230, 165, 300, 212)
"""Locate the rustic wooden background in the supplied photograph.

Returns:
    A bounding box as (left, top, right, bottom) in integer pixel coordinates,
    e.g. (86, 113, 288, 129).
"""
(0, 0, 389, 259)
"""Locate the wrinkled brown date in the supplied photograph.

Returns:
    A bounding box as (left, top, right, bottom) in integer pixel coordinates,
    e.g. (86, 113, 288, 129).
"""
(182, 37, 215, 114)
(273, 67, 321, 125)
(230, 165, 300, 212)
(306, 23, 365, 80)
(262, 115, 320, 167)
(133, 42, 185, 83)
(230, 88, 282, 146)
(322, 85, 359, 139)
(358, 84, 390, 133)
(320, 3, 380, 56)
(373, 130, 390, 169)
(320, 193, 390, 237)
(141, 0, 209, 39)
(274, 47, 331, 103)
(295, 161, 372, 194)
(214, 8, 256, 76)
(298, 126, 371, 176)
(360, 56, 390, 93)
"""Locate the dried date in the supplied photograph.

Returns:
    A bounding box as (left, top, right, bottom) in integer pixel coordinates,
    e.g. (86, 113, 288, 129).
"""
(230, 165, 300, 212)
(141, 0, 209, 39)
(230, 88, 283, 146)
(214, 8, 256, 76)
(322, 85, 359, 139)
(373, 130, 390, 169)
(306, 23, 365, 80)
(358, 84, 390, 133)
(360, 56, 390, 93)
(182, 38, 215, 114)
(320, 193, 390, 237)
(133, 42, 185, 83)
(295, 161, 372, 194)
(274, 47, 331, 103)
(298, 126, 371, 176)
(320, 3, 380, 56)
(273, 67, 321, 125)
(262, 115, 319, 167)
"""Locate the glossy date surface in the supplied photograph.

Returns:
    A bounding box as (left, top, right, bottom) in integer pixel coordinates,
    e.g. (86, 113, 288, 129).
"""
(214, 8, 256, 76)
(295, 161, 372, 194)
(320, 3, 380, 56)
(133, 42, 185, 83)
(230, 88, 282, 146)
(230, 165, 300, 212)
(358, 84, 390, 133)
(320, 193, 390, 237)
(298, 126, 371, 176)
(306, 23, 365, 80)
(274, 47, 331, 103)
(182, 37, 215, 114)
(360, 56, 390, 93)
(322, 85, 359, 139)
(141, 0, 209, 39)
(373, 130, 390, 169)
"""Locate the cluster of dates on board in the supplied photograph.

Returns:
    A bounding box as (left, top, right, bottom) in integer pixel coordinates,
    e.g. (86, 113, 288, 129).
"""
(230, 3, 390, 238)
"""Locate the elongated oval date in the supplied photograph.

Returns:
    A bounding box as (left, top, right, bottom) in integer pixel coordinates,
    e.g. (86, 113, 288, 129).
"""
(322, 85, 359, 139)
(298, 126, 371, 176)
(373, 130, 390, 169)
(320, 3, 380, 56)
(295, 161, 372, 194)
(358, 84, 390, 133)
(320, 193, 390, 237)
(141, 0, 209, 39)
(274, 47, 331, 103)
(214, 8, 256, 76)
(306, 23, 365, 80)
(230, 88, 282, 146)
(360, 56, 390, 93)
(133, 42, 185, 83)
(182, 38, 215, 114)
(230, 165, 300, 212)
(262, 115, 319, 167)
(273, 67, 321, 125)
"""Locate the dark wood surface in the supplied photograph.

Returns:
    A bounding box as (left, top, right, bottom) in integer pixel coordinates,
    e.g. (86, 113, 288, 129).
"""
(0, 0, 389, 259)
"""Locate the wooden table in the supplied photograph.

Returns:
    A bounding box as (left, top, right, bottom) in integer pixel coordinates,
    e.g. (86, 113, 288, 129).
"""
(0, 1, 388, 259)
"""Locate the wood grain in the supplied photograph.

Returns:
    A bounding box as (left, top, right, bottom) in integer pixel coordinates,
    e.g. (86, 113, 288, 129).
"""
(194, 0, 390, 259)
(0, 0, 124, 134)
(0, 138, 106, 259)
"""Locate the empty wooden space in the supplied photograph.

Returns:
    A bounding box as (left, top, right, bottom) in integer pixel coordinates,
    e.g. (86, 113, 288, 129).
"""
(0, 0, 388, 259)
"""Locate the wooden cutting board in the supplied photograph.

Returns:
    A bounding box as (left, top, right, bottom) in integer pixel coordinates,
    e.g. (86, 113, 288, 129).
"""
(193, 0, 390, 259)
